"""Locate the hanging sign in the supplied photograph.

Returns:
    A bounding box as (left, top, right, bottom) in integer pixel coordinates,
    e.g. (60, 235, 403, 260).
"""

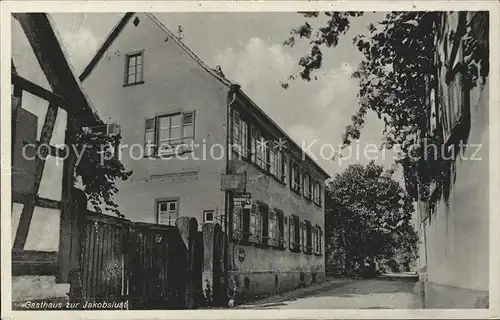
(233, 193, 251, 209)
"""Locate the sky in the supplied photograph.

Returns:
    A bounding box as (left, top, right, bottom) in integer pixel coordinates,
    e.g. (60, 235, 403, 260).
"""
(50, 12, 403, 181)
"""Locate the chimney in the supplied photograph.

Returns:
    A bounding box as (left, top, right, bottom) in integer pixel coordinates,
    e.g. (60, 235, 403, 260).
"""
(229, 83, 241, 93)
(214, 64, 225, 78)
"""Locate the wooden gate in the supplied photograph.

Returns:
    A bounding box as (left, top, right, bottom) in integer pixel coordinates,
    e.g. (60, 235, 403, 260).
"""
(212, 223, 226, 305)
(75, 210, 202, 309)
(78, 211, 129, 304)
(127, 223, 187, 309)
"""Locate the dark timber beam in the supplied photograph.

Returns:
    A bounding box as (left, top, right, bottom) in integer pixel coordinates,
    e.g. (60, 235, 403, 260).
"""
(12, 72, 66, 107)
(14, 13, 101, 126)
(12, 191, 61, 210)
(12, 250, 58, 276)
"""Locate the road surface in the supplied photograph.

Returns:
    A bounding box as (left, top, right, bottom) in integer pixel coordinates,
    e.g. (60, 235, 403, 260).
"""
(236, 276, 421, 309)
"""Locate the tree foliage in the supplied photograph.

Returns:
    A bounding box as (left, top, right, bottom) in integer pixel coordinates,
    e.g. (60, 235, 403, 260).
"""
(284, 11, 489, 200)
(325, 161, 418, 275)
(74, 130, 132, 218)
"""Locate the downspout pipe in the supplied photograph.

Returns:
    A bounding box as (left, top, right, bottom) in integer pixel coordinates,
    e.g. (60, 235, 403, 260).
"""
(224, 83, 240, 304)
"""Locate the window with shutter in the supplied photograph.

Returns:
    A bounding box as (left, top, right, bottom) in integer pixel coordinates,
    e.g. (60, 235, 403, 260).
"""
(250, 126, 257, 163)
(145, 117, 155, 157)
(313, 181, 322, 206)
(282, 153, 288, 184)
(275, 209, 285, 249)
(302, 220, 311, 254)
(303, 173, 312, 200)
(258, 203, 269, 246)
(268, 209, 277, 247)
(312, 226, 316, 254)
(144, 111, 195, 157)
(299, 221, 305, 251)
(249, 204, 259, 244)
(291, 160, 301, 193)
(319, 227, 323, 255)
(241, 121, 248, 158)
(241, 207, 251, 242)
(232, 206, 242, 241)
(231, 110, 249, 159)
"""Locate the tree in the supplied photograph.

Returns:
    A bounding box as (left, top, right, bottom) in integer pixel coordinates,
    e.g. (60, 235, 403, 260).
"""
(74, 129, 132, 218)
(325, 161, 417, 275)
(284, 11, 489, 200)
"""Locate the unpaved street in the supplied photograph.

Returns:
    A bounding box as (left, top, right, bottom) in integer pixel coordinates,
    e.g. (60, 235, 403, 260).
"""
(237, 276, 421, 309)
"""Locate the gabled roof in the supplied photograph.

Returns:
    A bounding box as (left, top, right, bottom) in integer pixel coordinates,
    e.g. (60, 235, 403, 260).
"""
(79, 12, 232, 88)
(79, 12, 330, 179)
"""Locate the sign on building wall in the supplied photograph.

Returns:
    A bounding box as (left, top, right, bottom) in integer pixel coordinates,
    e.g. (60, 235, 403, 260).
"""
(233, 193, 252, 209)
(221, 173, 247, 192)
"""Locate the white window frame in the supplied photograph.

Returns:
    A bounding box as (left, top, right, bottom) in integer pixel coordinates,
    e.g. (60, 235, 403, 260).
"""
(204, 209, 215, 223)
(145, 111, 195, 156)
(157, 198, 179, 225)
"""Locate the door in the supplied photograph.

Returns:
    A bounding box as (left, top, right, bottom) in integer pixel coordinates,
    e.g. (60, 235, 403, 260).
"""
(128, 224, 186, 309)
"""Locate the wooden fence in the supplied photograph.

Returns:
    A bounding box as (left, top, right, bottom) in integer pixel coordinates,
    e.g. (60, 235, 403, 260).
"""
(69, 203, 203, 310)
(78, 211, 129, 304)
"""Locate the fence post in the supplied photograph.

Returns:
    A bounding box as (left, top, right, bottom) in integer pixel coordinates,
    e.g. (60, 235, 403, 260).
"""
(67, 188, 87, 302)
(175, 217, 199, 309)
(201, 223, 215, 306)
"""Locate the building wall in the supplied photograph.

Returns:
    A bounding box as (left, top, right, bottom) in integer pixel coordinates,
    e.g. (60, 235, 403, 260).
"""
(228, 153, 326, 299)
(82, 13, 329, 303)
(419, 80, 489, 308)
(81, 13, 229, 225)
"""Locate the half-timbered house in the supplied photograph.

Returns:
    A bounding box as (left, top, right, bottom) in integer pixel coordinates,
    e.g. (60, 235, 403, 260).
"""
(11, 13, 102, 307)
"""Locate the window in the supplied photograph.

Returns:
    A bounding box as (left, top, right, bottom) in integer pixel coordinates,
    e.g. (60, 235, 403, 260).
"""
(232, 111, 248, 158)
(290, 160, 301, 193)
(289, 215, 300, 252)
(299, 221, 305, 252)
(282, 153, 288, 184)
(231, 207, 242, 240)
(313, 181, 322, 206)
(157, 199, 178, 225)
(144, 111, 195, 156)
(251, 126, 269, 171)
(248, 204, 261, 244)
(204, 210, 214, 223)
(268, 209, 278, 247)
(270, 142, 286, 182)
(313, 227, 318, 254)
(269, 141, 277, 177)
(303, 173, 312, 200)
(258, 203, 269, 246)
(313, 225, 323, 255)
(304, 220, 312, 254)
(275, 209, 285, 249)
(124, 51, 144, 85)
